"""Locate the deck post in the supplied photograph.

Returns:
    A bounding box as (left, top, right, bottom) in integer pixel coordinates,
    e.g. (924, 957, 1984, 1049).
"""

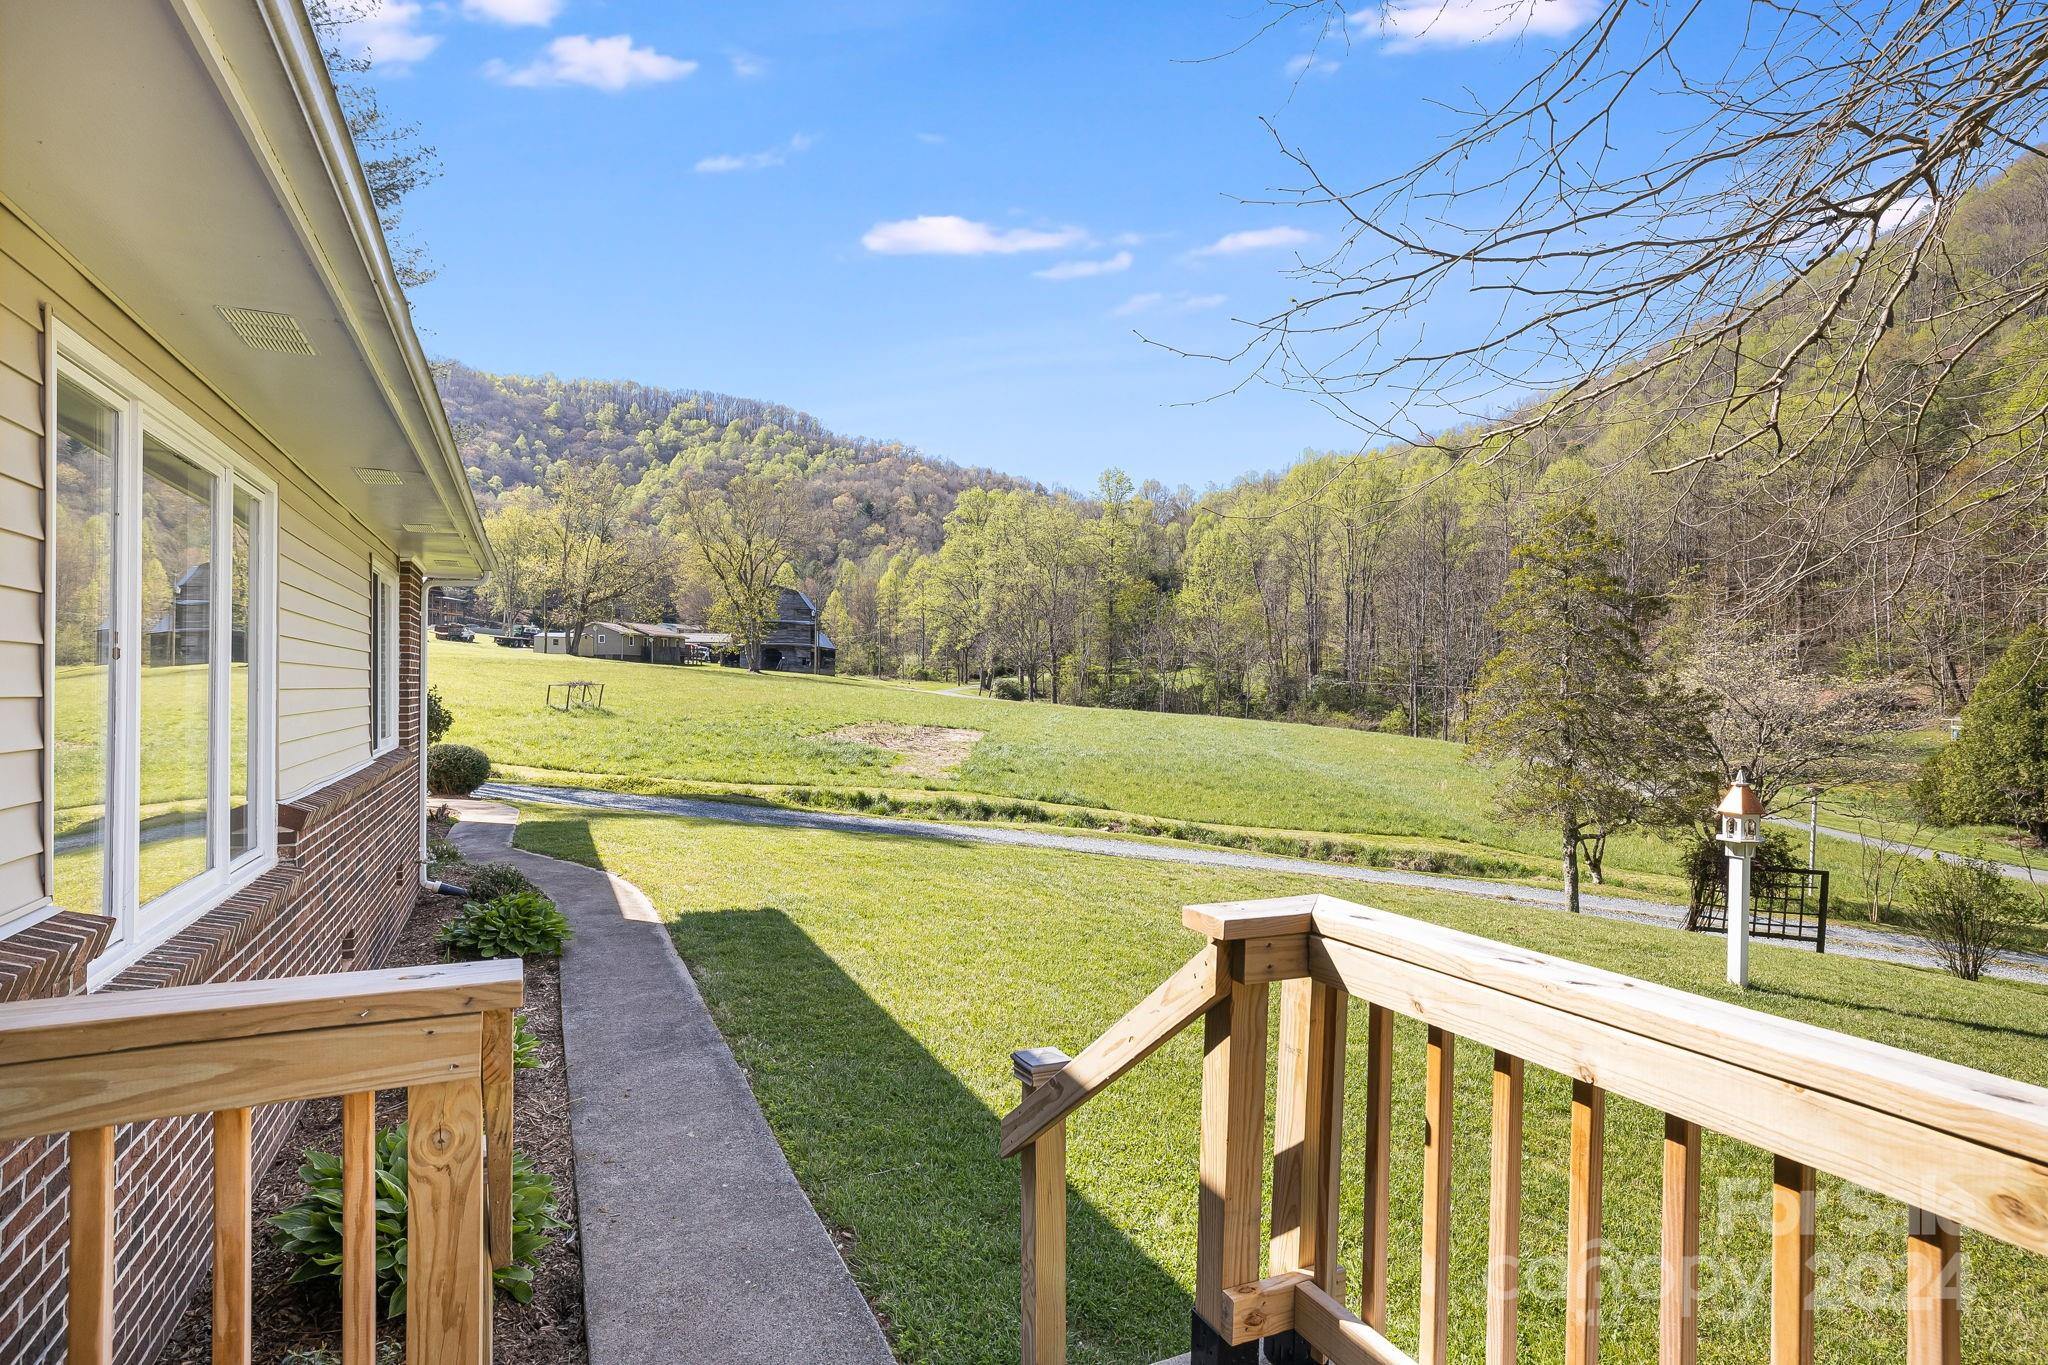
(1266, 977, 1346, 1365)
(1193, 940, 1269, 1365)
(1014, 1047, 1071, 1365)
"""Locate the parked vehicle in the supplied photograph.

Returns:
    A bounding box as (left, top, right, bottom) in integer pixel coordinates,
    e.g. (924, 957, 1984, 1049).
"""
(436, 623, 474, 642)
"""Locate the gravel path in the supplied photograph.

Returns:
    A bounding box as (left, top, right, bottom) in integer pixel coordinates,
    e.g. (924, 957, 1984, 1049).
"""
(479, 781, 2048, 984)
(1766, 813, 2047, 883)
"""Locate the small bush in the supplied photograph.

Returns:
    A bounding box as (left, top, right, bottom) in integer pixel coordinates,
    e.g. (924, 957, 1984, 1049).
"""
(462, 861, 533, 902)
(425, 836, 464, 869)
(425, 744, 490, 797)
(426, 686, 454, 745)
(1914, 853, 2027, 981)
(271, 1123, 562, 1317)
(439, 891, 571, 959)
(992, 678, 1027, 701)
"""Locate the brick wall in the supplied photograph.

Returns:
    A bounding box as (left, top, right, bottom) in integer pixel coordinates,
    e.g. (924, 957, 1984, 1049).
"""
(0, 564, 430, 1365)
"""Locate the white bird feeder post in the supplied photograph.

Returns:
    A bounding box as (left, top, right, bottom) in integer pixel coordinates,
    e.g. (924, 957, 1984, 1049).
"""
(1718, 768, 1763, 989)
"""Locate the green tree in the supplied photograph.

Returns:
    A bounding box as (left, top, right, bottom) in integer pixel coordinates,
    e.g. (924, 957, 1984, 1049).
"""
(1467, 503, 1697, 912)
(1929, 627, 2048, 840)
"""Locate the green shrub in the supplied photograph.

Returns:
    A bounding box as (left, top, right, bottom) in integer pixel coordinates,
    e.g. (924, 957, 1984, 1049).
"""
(992, 677, 1027, 701)
(1914, 853, 2029, 981)
(439, 891, 571, 959)
(462, 861, 533, 902)
(271, 1122, 562, 1317)
(425, 744, 491, 797)
(425, 836, 464, 869)
(1926, 627, 2048, 839)
(426, 685, 454, 745)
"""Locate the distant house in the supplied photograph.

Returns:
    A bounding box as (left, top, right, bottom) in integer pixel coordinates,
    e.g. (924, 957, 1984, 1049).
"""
(533, 630, 573, 655)
(758, 588, 836, 674)
(579, 623, 649, 661)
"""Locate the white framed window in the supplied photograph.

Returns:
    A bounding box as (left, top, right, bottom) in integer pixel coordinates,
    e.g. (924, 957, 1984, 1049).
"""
(45, 324, 278, 978)
(371, 561, 398, 753)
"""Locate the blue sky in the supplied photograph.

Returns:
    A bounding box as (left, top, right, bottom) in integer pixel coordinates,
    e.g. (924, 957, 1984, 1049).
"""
(341, 0, 1604, 490)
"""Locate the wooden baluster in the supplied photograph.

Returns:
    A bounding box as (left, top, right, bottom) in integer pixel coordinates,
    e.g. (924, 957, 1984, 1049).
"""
(1771, 1157, 1816, 1365)
(1485, 1052, 1523, 1365)
(1907, 1207, 1961, 1365)
(406, 1078, 488, 1365)
(1419, 1026, 1455, 1365)
(342, 1091, 378, 1365)
(1359, 1003, 1394, 1332)
(1660, 1116, 1701, 1365)
(68, 1125, 116, 1365)
(1567, 1080, 1605, 1365)
(1193, 945, 1269, 1363)
(1268, 979, 1347, 1365)
(1014, 1047, 1071, 1365)
(212, 1109, 254, 1365)
(483, 1009, 516, 1270)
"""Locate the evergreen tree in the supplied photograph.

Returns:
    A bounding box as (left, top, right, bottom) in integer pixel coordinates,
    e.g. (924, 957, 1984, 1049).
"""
(1467, 503, 1694, 912)
(1928, 627, 2048, 841)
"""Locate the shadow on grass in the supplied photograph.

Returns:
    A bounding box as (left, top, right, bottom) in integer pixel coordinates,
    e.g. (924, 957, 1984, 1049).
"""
(517, 806, 1193, 1363)
(1752, 980, 2048, 1044)
(669, 901, 1192, 1365)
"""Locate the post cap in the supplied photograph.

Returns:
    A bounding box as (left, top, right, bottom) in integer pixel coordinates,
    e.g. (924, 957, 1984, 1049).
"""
(1012, 1046, 1071, 1088)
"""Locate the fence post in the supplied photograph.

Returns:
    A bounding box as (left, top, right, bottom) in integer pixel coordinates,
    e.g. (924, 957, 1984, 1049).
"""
(1194, 941, 1269, 1365)
(1014, 1047, 1071, 1365)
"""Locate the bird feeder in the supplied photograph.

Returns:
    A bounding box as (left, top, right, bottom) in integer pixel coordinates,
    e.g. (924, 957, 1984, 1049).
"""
(1718, 768, 1762, 988)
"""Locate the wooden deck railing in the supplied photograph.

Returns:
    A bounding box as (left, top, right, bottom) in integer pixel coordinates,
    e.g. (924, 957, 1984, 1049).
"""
(1000, 893, 2048, 1365)
(0, 961, 523, 1365)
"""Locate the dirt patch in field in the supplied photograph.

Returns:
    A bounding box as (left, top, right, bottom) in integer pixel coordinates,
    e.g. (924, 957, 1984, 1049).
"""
(823, 723, 984, 779)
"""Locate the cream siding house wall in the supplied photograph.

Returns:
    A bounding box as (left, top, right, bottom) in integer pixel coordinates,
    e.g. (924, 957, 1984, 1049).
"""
(0, 199, 394, 922)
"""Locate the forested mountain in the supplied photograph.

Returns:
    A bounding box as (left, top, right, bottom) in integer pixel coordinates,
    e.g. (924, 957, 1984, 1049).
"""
(436, 361, 1031, 572)
(444, 156, 2048, 740)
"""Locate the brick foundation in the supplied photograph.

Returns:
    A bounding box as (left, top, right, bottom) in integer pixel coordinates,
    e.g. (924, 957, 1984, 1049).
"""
(0, 565, 430, 1365)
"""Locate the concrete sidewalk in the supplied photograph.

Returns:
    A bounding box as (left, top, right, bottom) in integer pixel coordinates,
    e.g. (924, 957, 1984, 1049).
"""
(446, 800, 896, 1365)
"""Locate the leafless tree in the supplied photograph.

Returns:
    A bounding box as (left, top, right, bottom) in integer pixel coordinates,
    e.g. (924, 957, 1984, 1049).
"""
(1214, 1, 2048, 612)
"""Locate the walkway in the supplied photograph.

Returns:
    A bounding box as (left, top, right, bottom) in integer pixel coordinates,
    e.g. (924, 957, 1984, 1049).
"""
(477, 782, 2048, 985)
(446, 800, 897, 1365)
(1767, 813, 2046, 883)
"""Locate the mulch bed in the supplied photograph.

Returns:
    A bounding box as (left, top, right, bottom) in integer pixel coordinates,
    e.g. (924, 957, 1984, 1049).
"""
(158, 871, 587, 1364)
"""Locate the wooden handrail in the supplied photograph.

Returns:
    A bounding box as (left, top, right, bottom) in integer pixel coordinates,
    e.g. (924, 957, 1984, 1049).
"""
(0, 961, 524, 1365)
(1003, 892, 2048, 1365)
(997, 944, 1223, 1158)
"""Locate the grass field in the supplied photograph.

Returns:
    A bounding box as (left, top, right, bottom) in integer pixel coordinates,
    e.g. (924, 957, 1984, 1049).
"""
(433, 642, 2048, 935)
(511, 806, 2048, 1365)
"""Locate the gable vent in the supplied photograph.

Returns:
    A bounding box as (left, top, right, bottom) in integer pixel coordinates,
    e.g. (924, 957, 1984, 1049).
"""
(354, 467, 404, 487)
(218, 306, 315, 356)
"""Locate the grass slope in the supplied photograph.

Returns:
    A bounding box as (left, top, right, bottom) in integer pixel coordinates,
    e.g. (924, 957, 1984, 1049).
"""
(513, 807, 2048, 1365)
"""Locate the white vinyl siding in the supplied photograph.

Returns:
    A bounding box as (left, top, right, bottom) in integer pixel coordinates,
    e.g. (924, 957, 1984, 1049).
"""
(277, 497, 376, 797)
(0, 247, 47, 928)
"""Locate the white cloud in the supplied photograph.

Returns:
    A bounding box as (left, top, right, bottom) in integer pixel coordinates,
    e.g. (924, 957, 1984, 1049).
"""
(1113, 290, 1224, 317)
(460, 0, 562, 25)
(333, 1, 441, 70)
(1879, 195, 1933, 233)
(1285, 52, 1343, 77)
(914, 131, 948, 145)
(695, 133, 816, 174)
(862, 216, 1086, 256)
(1034, 250, 1133, 281)
(485, 34, 697, 90)
(1366, 0, 1597, 53)
(729, 50, 767, 79)
(1191, 226, 1314, 256)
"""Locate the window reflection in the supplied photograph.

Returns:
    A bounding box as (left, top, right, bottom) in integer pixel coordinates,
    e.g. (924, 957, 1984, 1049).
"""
(51, 378, 117, 916)
(138, 435, 215, 905)
(230, 489, 254, 860)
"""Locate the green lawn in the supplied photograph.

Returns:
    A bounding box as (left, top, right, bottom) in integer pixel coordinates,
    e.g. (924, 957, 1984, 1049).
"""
(511, 806, 2048, 1365)
(433, 643, 1696, 894)
(433, 643, 2030, 935)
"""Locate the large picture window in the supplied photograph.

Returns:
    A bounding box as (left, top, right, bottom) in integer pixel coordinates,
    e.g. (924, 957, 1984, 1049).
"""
(48, 331, 277, 972)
